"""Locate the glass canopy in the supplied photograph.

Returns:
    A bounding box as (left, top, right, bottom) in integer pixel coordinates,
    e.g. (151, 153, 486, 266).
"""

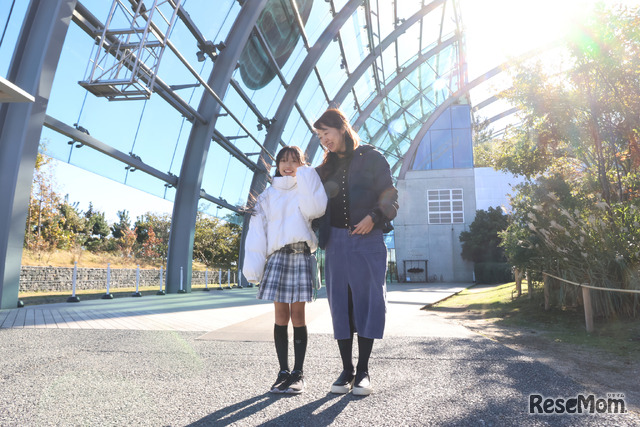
(0, 0, 470, 217)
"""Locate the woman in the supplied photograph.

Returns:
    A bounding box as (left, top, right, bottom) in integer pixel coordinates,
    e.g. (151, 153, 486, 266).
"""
(314, 108, 398, 396)
(243, 146, 327, 394)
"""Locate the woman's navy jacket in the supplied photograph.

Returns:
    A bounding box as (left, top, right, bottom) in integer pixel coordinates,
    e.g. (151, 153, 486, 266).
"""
(316, 144, 399, 249)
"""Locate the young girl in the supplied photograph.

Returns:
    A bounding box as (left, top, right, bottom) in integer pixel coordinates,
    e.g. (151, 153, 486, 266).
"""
(243, 146, 327, 394)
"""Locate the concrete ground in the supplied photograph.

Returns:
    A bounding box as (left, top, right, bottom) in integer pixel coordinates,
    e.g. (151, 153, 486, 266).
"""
(0, 283, 638, 426)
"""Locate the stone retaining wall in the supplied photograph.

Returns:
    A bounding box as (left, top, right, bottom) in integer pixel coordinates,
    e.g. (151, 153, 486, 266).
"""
(19, 266, 238, 292)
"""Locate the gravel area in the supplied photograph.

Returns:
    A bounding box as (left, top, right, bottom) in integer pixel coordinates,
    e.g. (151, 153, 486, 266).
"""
(1, 329, 638, 426)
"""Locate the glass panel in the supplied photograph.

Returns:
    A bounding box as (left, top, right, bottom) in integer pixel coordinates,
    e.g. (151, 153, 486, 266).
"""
(297, 73, 322, 115)
(397, 77, 420, 105)
(395, 24, 421, 69)
(353, 68, 376, 106)
(412, 133, 431, 170)
(430, 129, 453, 169)
(280, 40, 309, 82)
(317, 39, 347, 100)
(238, 63, 287, 115)
(373, 0, 394, 42)
(420, 5, 445, 47)
(304, 0, 333, 46)
(453, 128, 473, 168)
(377, 133, 394, 151)
(342, 11, 368, 72)
(341, 91, 356, 114)
(451, 105, 470, 129)
(0, 2, 30, 76)
(431, 109, 451, 130)
(282, 109, 312, 152)
(218, 156, 256, 207)
(379, 45, 396, 84)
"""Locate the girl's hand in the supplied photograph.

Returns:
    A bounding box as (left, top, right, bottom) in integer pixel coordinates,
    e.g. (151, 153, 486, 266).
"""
(351, 215, 375, 235)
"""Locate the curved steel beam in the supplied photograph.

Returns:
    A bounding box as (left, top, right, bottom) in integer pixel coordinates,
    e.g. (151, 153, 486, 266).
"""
(356, 34, 459, 143)
(305, 0, 447, 161)
(487, 107, 518, 124)
(165, 0, 268, 293)
(0, 0, 78, 309)
(353, 34, 460, 132)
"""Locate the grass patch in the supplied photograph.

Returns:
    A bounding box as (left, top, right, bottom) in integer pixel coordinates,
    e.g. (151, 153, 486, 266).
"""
(429, 281, 640, 358)
(18, 284, 237, 306)
(21, 249, 209, 270)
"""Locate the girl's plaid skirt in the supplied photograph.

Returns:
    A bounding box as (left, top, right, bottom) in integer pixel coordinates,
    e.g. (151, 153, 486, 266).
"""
(257, 242, 313, 303)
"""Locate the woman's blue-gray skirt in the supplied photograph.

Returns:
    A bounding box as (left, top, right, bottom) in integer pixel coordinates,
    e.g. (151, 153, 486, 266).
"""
(324, 227, 387, 340)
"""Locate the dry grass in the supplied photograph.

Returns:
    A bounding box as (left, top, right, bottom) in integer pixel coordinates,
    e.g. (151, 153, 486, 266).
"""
(429, 282, 640, 357)
(21, 249, 209, 270)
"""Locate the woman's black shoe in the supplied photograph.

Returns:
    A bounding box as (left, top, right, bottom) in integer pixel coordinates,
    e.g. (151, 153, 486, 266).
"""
(352, 371, 372, 396)
(330, 369, 356, 394)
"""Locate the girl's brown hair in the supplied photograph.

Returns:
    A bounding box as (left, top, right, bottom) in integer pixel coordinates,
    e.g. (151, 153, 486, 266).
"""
(274, 145, 307, 177)
(313, 108, 360, 179)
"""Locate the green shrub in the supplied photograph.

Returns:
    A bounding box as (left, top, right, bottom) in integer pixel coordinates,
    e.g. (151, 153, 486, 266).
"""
(475, 262, 513, 284)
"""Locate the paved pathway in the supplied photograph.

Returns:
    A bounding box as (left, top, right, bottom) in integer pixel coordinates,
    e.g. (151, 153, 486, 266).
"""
(0, 283, 637, 426)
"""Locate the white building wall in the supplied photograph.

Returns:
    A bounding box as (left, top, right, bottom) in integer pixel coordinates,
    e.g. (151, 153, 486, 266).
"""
(474, 167, 525, 212)
(395, 168, 476, 282)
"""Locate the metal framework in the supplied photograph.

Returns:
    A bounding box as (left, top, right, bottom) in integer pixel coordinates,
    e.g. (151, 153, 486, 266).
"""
(79, 0, 182, 100)
(0, 0, 534, 305)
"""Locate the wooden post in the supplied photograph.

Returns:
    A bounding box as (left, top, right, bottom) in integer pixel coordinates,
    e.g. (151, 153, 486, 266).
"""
(515, 268, 522, 297)
(526, 271, 534, 299)
(581, 285, 594, 333)
(543, 274, 550, 311)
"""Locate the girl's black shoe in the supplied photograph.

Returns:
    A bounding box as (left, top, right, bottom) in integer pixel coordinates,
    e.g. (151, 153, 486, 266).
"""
(284, 370, 305, 394)
(270, 370, 290, 393)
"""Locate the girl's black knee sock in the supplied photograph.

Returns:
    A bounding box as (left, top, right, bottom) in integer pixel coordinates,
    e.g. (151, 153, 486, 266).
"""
(356, 336, 374, 373)
(293, 325, 307, 372)
(337, 336, 354, 372)
(274, 324, 289, 372)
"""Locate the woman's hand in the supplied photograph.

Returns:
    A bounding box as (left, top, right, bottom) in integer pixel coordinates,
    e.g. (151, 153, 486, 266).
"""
(351, 215, 375, 235)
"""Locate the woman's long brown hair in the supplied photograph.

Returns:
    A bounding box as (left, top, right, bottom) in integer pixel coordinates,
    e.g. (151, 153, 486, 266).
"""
(313, 108, 360, 180)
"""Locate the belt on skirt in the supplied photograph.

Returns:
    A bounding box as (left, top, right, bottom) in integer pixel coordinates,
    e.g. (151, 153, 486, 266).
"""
(279, 242, 310, 254)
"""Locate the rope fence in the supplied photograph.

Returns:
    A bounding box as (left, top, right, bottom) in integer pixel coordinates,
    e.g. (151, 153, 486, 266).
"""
(542, 272, 640, 333)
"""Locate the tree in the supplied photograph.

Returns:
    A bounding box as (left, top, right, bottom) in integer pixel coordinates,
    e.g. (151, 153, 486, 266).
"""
(111, 210, 131, 239)
(118, 227, 137, 258)
(25, 151, 62, 251)
(491, 4, 640, 317)
(57, 197, 87, 249)
(459, 207, 509, 263)
(492, 4, 640, 202)
(83, 203, 110, 251)
(140, 227, 163, 260)
(134, 213, 171, 259)
(193, 213, 242, 268)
